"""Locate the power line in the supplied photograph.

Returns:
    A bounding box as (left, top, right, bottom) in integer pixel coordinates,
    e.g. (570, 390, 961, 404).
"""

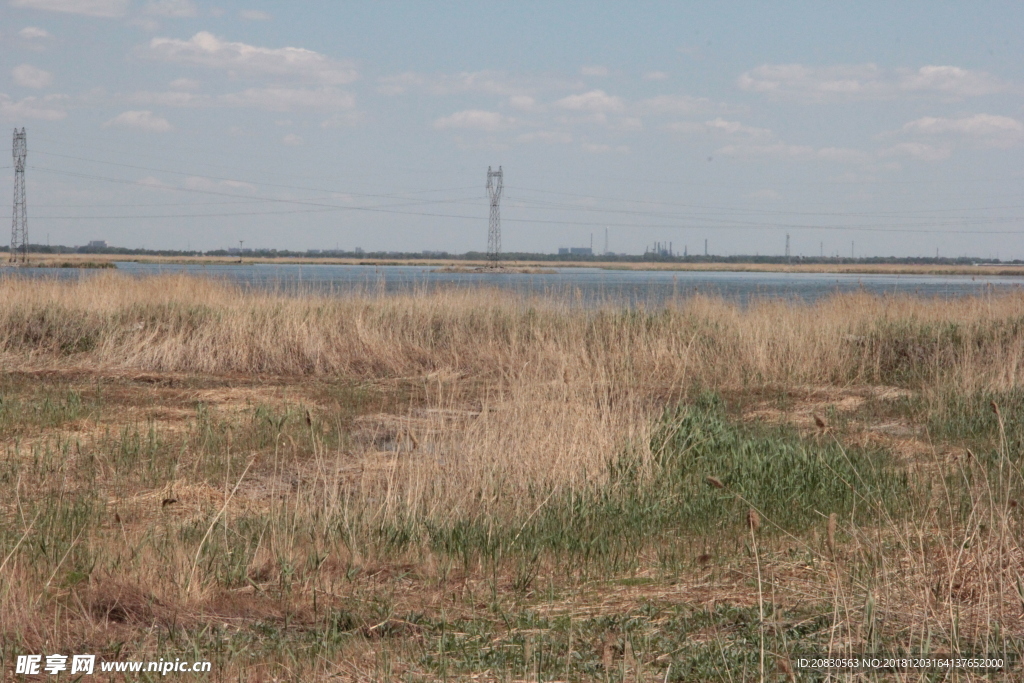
(503, 196, 1024, 229)
(29, 131, 461, 184)
(20, 148, 1024, 239)
(38, 146, 1022, 221)
(35, 164, 1024, 233)
(33, 149, 479, 203)
(506, 185, 1024, 218)
(27, 165, 1024, 235)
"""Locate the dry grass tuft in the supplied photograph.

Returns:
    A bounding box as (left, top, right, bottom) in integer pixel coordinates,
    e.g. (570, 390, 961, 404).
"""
(747, 509, 761, 533)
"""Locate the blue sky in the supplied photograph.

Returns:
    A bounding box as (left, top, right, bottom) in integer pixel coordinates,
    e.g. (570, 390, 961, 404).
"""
(2, 1, 1023, 257)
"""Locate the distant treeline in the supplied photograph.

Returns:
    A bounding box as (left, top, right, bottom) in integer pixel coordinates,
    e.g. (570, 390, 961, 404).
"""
(2, 244, 1019, 265)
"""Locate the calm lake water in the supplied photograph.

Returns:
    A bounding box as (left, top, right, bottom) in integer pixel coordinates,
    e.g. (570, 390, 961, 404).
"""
(9, 262, 1023, 306)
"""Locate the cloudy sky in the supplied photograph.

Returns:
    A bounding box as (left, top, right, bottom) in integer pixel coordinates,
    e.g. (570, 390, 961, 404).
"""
(1, 1, 1023, 257)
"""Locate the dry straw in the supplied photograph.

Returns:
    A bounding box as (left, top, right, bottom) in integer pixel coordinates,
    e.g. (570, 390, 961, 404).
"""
(747, 508, 761, 533)
(827, 512, 837, 553)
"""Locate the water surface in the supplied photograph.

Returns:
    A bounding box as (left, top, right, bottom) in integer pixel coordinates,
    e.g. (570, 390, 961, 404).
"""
(9, 262, 1022, 306)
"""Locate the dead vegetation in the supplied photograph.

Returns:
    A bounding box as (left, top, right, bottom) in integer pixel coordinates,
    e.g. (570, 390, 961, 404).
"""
(1, 274, 1023, 680)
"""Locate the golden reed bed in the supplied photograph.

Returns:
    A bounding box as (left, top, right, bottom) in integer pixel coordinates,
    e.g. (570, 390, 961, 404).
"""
(1, 271, 1021, 390)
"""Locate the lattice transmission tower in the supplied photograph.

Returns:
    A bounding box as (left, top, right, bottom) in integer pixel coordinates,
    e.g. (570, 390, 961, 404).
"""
(486, 166, 503, 266)
(10, 128, 28, 263)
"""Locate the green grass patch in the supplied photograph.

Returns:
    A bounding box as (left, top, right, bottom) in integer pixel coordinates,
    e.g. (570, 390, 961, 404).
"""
(925, 388, 1024, 453)
(0, 385, 95, 437)
(414, 393, 909, 576)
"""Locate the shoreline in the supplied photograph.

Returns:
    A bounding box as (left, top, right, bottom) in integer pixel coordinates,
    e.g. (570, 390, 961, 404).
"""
(6, 253, 1024, 277)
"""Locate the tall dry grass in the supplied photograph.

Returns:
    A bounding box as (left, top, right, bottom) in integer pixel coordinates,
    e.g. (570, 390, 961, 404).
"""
(1, 272, 1022, 392)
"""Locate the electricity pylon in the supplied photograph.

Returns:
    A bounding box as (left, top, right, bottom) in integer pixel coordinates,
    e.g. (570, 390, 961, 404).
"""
(10, 128, 28, 263)
(486, 166, 503, 266)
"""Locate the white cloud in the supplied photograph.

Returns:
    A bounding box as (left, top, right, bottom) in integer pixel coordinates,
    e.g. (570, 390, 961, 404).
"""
(19, 26, 52, 39)
(12, 64, 53, 89)
(145, 0, 196, 17)
(517, 130, 572, 144)
(900, 65, 1008, 97)
(508, 95, 540, 112)
(433, 109, 515, 132)
(555, 89, 624, 113)
(635, 94, 714, 115)
(218, 86, 355, 111)
(105, 110, 174, 132)
(666, 118, 771, 139)
(879, 142, 951, 161)
(129, 85, 356, 111)
(717, 142, 869, 163)
(738, 63, 1011, 102)
(0, 93, 67, 120)
(901, 113, 1022, 136)
(183, 176, 257, 191)
(739, 63, 882, 99)
(168, 77, 199, 90)
(377, 70, 579, 97)
(239, 9, 271, 20)
(281, 133, 303, 146)
(643, 71, 669, 81)
(129, 90, 205, 106)
(900, 113, 1024, 147)
(144, 32, 358, 85)
(816, 147, 872, 163)
(10, 0, 128, 17)
(441, 71, 533, 95)
(703, 117, 771, 139)
(718, 143, 811, 158)
(581, 65, 609, 77)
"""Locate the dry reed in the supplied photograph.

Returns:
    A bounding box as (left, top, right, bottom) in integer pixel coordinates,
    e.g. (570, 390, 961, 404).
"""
(1, 272, 1022, 394)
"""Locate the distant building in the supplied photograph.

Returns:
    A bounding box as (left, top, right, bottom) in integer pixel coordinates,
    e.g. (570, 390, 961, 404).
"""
(87, 240, 107, 249)
(558, 247, 593, 256)
(645, 241, 673, 257)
